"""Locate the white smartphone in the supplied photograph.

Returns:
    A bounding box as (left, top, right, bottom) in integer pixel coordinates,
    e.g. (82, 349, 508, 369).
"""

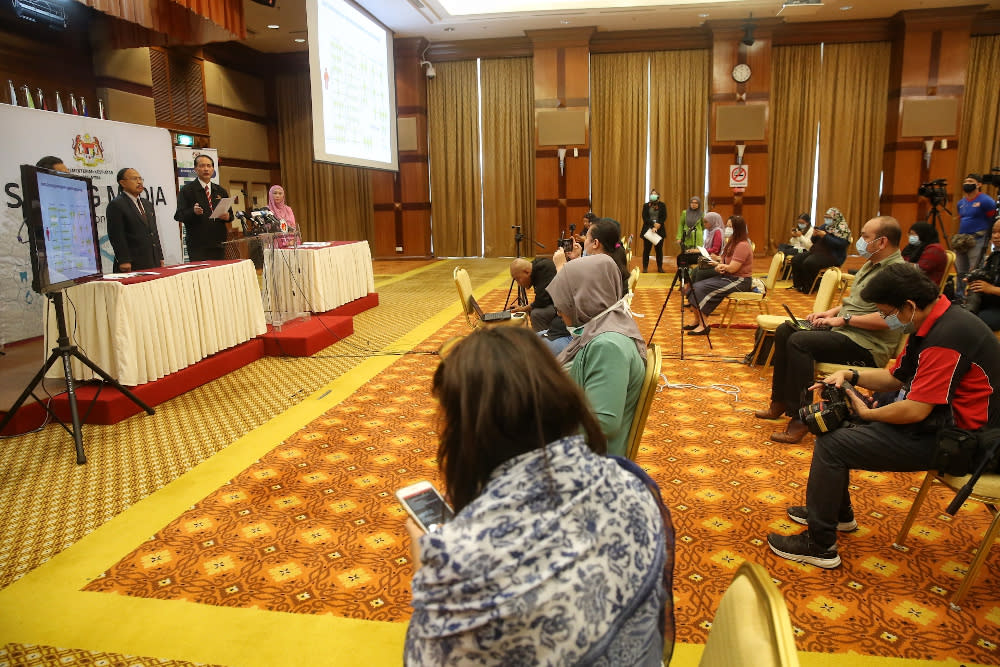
(396, 481, 454, 533)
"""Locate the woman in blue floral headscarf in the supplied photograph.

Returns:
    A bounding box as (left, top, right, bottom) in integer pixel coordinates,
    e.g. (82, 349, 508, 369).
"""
(790, 206, 850, 293)
(404, 326, 674, 666)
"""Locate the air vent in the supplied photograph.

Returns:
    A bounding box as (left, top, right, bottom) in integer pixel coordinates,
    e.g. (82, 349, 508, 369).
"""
(150, 49, 208, 133)
(406, 0, 426, 9)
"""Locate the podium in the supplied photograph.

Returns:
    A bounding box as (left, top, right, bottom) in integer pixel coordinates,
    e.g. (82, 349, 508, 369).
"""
(225, 233, 309, 329)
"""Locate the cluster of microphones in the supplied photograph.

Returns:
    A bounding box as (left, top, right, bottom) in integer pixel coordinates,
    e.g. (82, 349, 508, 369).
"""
(235, 208, 287, 236)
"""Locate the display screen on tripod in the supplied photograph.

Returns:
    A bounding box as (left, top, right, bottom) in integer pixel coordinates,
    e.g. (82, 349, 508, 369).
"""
(20, 164, 103, 294)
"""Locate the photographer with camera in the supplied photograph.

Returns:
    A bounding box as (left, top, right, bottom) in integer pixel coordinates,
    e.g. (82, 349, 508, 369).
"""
(509, 257, 560, 334)
(756, 216, 904, 443)
(778, 213, 813, 257)
(954, 173, 997, 301)
(641, 189, 670, 273)
(966, 219, 1000, 331)
(767, 263, 1000, 569)
(789, 207, 850, 293)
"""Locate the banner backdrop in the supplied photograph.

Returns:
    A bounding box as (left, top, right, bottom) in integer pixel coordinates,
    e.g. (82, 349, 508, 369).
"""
(0, 105, 179, 344)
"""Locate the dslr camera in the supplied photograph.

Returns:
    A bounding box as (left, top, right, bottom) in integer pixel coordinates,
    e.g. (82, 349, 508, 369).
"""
(917, 178, 948, 206)
(798, 381, 870, 436)
(980, 167, 1000, 187)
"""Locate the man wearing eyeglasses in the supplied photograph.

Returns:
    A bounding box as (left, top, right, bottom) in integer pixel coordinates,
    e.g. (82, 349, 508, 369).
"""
(755, 216, 905, 444)
(767, 263, 1000, 568)
(107, 167, 164, 272)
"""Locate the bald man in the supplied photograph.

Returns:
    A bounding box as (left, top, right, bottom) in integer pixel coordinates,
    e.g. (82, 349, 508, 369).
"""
(510, 256, 559, 333)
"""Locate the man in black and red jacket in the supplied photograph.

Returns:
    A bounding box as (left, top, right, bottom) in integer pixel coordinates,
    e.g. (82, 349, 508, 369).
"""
(767, 263, 1000, 569)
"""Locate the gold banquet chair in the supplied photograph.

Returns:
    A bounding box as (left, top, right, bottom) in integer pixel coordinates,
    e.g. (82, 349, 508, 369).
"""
(718, 251, 785, 329)
(699, 561, 800, 667)
(453, 267, 528, 329)
(625, 343, 662, 461)
(938, 250, 956, 295)
(628, 267, 640, 296)
(892, 461, 1000, 612)
(749, 267, 841, 367)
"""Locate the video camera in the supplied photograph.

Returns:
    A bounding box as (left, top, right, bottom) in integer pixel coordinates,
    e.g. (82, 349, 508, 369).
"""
(798, 381, 872, 436)
(675, 252, 700, 268)
(918, 179, 948, 207)
(979, 167, 1000, 188)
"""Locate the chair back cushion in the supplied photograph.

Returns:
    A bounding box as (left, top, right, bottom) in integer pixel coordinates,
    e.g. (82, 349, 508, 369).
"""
(625, 344, 662, 460)
(764, 252, 786, 291)
(454, 267, 474, 316)
(813, 267, 841, 313)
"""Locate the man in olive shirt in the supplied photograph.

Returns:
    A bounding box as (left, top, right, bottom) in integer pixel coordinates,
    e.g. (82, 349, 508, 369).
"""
(755, 216, 905, 443)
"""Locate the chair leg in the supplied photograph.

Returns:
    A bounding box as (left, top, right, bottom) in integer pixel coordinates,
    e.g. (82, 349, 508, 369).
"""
(719, 300, 734, 329)
(949, 503, 1000, 611)
(764, 333, 776, 367)
(892, 471, 937, 549)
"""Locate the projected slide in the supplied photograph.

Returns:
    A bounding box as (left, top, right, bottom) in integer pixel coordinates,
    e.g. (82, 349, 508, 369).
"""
(38, 172, 99, 285)
(308, 0, 398, 171)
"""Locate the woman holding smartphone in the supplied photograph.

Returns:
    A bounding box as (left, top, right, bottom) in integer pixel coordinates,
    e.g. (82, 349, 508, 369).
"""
(404, 327, 674, 666)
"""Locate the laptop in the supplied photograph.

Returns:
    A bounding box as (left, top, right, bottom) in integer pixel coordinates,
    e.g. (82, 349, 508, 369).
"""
(782, 303, 831, 331)
(470, 296, 513, 322)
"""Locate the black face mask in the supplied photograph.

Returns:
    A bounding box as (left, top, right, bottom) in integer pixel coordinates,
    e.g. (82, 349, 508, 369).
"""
(963, 183, 978, 193)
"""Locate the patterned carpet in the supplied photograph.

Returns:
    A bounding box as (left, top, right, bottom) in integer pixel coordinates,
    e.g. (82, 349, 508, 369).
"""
(1, 260, 998, 666)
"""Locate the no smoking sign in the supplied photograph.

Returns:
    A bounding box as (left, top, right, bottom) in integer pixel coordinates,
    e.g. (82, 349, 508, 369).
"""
(729, 164, 748, 188)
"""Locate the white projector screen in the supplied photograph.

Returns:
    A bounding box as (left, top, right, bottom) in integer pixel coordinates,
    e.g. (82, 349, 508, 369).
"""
(306, 0, 398, 171)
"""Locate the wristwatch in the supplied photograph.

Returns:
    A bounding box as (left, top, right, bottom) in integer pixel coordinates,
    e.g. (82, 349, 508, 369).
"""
(849, 369, 860, 385)
(842, 313, 853, 327)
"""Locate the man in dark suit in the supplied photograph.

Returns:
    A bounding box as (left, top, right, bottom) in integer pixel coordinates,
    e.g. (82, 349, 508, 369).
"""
(173, 154, 232, 260)
(107, 167, 164, 272)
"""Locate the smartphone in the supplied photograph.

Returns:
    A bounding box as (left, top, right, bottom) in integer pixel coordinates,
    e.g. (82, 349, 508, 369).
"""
(396, 481, 454, 533)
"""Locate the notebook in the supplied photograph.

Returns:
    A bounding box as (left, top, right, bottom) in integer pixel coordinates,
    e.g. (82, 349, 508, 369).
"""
(470, 296, 512, 322)
(782, 303, 831, 331)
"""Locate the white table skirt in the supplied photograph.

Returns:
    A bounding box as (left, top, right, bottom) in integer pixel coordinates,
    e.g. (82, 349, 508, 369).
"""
(45, 260, 267, 386)
(263, 241, 375, 315)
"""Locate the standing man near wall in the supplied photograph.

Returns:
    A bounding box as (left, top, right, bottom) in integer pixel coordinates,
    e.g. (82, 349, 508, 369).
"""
(174, 154, 232, 260)
(107, 167, 163, 272)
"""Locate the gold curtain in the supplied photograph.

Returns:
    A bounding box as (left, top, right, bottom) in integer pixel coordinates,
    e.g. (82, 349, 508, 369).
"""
(816, 42, 891, 239)
(480, 57, 535, 258)
(766, 44, 822, 253)
(428, 60, 482, 257)
(591, 52, 649, 238)
(958, 34, 1000, 191)
(275, 73, 373, 242)
(649, 49, 710, 246)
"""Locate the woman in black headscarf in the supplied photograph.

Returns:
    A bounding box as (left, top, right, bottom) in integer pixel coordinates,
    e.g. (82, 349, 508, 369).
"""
(641, 189, 669, 273)
(902, 221, 948, 287)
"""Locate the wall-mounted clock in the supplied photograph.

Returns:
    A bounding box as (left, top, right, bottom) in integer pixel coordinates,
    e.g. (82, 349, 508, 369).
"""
(732, 63, 752, 83)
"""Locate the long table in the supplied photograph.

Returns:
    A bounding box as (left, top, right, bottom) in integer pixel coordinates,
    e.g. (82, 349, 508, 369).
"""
(45, 260, 266, 386)
(263, 241, 375, 317)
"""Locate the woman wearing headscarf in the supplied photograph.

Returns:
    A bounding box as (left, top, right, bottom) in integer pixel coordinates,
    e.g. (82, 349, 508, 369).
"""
(685, 215, 754, 335)
(686, 211, 726, 284)
(675, 195, 704, 264)
(641, 189, 668, 273)
(547, 254, 647, 456)
(902, 221, 948, 286)
(268, 185, 300, 248)
(790, 206, 849, 293)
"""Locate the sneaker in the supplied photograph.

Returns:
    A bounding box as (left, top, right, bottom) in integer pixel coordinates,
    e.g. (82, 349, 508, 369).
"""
(767, 532, 841, 569)
(786, 506, 858, 532)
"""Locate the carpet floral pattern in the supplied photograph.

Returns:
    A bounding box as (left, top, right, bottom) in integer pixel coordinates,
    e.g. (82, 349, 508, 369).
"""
(83, 285, 999, 664)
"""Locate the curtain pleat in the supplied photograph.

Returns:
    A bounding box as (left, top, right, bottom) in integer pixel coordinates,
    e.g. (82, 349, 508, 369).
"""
(766, 44, 822, 253)
(275, 73, 373, 242)
(816, 42, 891, 240)
(428, 60, 482, 257)
(480, 57, 535, 258)
(81, 0, 244, 47)
(958, 34, 1000, 193)
(591, 52, 649, 239)
(649, 49, 710, 246)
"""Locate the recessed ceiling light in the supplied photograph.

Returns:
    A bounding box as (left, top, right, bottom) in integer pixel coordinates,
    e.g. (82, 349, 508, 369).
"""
(444, 27, 455, 31)
(560, 19, 569, 24)
(698, 13, 709, 18)
(294, 38, 305, 43)
(266, 24, 280, 29)
(840, 5, 852, 10)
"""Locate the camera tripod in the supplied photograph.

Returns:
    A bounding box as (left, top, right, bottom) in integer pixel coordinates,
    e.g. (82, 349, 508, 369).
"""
(504, 225, 530, 309)
(927, 202, 953, 249)
(647, 252, 713, 359)
(0, 291, 154, 464)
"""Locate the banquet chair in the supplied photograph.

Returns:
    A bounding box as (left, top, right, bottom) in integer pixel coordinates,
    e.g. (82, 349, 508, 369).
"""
(808, 235, 852, 295)
(815, 333, 909, 380)
(938, 251, 956, 295)
(624, 343, 662, 461)
(749, 268, 841, 366)
(718, 251, 785, 328)
(698, 561, 800, 667)
(628, 267, 640, 295)
(453, 267, 527, 330)
(891, 455, 1000, 612)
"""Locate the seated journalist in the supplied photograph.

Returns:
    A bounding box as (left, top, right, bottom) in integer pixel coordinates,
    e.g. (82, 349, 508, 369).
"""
(405, 326, 674, 665)
(902, 221, 947, 287)
(509, 256, 559, 333)
(965, 219, 1000, 331)
(756, 216, 905, 444)
(767, 263, 1000, 568)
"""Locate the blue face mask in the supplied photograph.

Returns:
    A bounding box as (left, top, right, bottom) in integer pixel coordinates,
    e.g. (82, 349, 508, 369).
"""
(908, 234, 920, 246)
(885, 303, 916, 333)
(856, 236, 881, 259)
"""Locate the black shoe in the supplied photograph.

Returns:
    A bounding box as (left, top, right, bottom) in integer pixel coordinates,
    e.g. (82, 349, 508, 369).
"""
(786, 506, 858, 532)
(767, 532, 841, 569)
(687, 328, 710, 336)
(682, 324, 699, 330)
(657, 267, 665, 273)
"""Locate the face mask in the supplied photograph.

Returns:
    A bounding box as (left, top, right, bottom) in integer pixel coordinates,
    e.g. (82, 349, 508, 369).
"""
(908, 234, 920, 245)
(963, 183, 977, 193)
(823, 217, 833, 227)
(797, 223, 809, 231)
(856, 236, 881, 258)
(885, 304, 916, 333)
(650, 194, 659, 202)
(582, 243, 589, 257)
(724, 228, 734, 238)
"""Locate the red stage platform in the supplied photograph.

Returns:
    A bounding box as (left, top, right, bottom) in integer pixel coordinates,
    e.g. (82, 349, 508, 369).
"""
(0, 293, 379, 432)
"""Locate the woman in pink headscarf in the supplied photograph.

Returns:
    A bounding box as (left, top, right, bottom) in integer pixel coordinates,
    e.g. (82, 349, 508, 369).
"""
(269, 185, 300, 248)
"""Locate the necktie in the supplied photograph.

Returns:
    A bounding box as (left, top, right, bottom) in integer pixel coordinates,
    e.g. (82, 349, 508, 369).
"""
(135, 198, 146, 219)
(204, 185, 213, 212)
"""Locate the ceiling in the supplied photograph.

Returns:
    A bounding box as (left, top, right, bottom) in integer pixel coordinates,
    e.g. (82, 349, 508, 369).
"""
(241, 0, 1000, 54)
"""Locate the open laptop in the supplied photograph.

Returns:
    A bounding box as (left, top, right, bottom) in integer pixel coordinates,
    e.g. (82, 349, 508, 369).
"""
(782, 303, 831, 331)
(470, 295, 513, 322)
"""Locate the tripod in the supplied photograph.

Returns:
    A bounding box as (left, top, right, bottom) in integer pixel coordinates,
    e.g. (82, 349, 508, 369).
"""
(647, 254, 713, 359)
(0, 291, 154, 464)
(928, 202, 952, 249)
(504, 225, 529, 309)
